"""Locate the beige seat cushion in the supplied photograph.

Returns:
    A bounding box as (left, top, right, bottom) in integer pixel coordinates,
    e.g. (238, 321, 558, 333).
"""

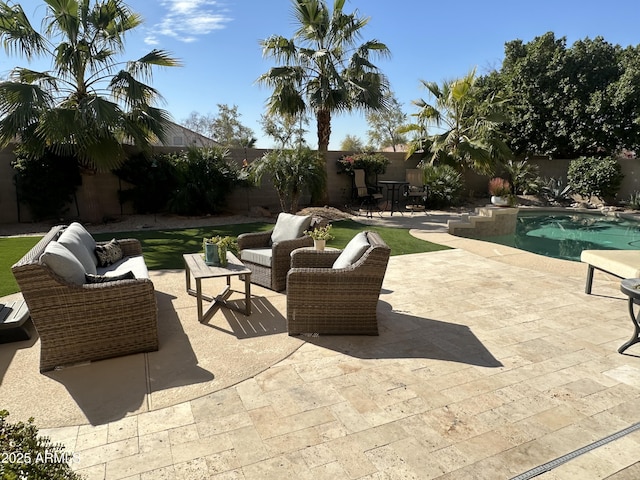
(240, 248, 273, 268)
(580, 250, 640, 279)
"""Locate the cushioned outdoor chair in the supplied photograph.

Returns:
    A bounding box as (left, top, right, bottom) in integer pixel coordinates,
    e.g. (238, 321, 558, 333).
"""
(286, 231, 391, 335)
(353, 169, 384, 218)
(404, 168, 428, 213)
(238, 212, 324, 292)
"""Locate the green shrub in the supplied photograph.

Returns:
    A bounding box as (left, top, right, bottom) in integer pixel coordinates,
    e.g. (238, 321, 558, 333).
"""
(166, 147, 242, 215)
(421, 163, 463, 208)
(114, 153, 179, 214)
(0, 410, 82, 479)
(12, 149, 81, 221)
(250, 147, 326, 213)
(567, 156, 624, 204)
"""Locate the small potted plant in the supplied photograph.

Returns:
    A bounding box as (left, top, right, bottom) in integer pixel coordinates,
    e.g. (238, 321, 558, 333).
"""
(488, 177, 512, 206)
(304, 224, 335, 251)
(203, 235, 237, 267)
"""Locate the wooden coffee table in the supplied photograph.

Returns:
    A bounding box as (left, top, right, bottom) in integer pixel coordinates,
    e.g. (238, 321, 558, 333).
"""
(183, 252, 252, 322)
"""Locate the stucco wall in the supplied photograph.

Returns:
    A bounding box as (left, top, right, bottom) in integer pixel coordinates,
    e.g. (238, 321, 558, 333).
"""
(1, 147, 639, 226)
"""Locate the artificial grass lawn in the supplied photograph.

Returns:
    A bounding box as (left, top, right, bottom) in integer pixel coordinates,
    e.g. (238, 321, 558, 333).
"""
(0, 219, 450, 297)
(0, 236, 42, 298)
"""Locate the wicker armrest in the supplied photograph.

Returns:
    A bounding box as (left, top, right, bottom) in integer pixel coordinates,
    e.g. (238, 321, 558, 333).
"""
(290, 249, 341, 269)
(115, 238, 143, 257)
(237, 230, 273, 250)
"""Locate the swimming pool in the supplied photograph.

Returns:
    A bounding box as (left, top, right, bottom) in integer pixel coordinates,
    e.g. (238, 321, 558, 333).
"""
(474, 210, 640, 262)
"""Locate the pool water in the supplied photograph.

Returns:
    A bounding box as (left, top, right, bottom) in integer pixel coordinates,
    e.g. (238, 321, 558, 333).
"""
(476, 211, 640, 262)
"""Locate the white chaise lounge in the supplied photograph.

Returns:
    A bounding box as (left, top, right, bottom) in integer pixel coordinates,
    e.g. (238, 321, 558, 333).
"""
(580, 249, 640, 294)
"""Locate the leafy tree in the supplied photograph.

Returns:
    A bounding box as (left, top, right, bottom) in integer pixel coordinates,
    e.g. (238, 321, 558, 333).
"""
(404, 68, 511, 174)
(339, 134, 365, 152)
(567, 156, 624, 204)
(259, 111, 308, 148)
(208, 104, 256, 149)
(0, 0, 180, 171)
(182, 112, 215, 137)
(257, 0, 391, 201)
(481, 32, 640, 158)
(366, 91, 407, 151)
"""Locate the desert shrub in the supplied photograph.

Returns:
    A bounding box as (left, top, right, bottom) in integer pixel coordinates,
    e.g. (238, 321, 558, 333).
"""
(12, 149, 81, 221)
(114, 153, 178, 214)
(421, 163, 463, 208)
(0, 410, 82, 479)
(567, 156, 624, 204)
(250, 147, 326, 213)
(500, 159, 540, 194)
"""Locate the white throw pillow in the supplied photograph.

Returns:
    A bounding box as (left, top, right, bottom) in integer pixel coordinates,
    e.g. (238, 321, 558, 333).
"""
(270, 213, 312, 244)
(332, 232, 370, 269)
(58, 223, 98, 274)
(40, 241, 87, 284)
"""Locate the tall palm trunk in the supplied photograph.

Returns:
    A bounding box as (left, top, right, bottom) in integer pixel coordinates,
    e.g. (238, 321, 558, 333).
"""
(313, 109, 332, 205)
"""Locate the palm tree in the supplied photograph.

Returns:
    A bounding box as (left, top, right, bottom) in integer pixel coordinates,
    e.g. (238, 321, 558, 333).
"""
(0, 0, 181, 172)
(404, 68, 511, 175)
(257, 0, 390, 201)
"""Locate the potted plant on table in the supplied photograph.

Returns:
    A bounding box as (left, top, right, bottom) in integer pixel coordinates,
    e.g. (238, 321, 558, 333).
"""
(488, 177, 512, 206)
(304, 224, 335, 251)
(203, 235, 237, 267)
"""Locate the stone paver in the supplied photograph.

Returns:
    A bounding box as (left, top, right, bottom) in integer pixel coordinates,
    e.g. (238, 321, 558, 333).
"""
(35, 214, 640, 478)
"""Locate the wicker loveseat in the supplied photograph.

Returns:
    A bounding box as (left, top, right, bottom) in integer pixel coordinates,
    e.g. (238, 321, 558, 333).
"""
(237, 213, 325, 292)
(11, 223, 158, 372)
(286, 231, 391, 335)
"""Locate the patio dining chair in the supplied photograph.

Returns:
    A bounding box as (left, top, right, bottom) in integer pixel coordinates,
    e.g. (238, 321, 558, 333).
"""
(353, 169, 384, 218)
(404, 168, 428, 213)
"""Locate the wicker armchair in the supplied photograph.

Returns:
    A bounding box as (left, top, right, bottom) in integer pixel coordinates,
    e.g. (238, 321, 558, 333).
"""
(237, 214, 326, 292)
(11, 225, 158, 372)
(286, 231, 391, 335)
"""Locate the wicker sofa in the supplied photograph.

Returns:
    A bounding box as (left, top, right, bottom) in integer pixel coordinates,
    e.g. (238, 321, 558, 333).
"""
(237, 213, 325, 292)
(11, 223, 158, 372)
(286, 231, 391, 335)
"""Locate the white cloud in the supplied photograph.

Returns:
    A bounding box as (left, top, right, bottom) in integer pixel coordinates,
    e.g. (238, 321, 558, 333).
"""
(148, 0, 231, 44)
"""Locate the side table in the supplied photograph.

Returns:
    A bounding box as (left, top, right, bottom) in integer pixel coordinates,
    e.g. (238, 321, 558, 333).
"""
(183, 252, 252, 323)
(0, 293, 31, 343)
(619, 278, 640, 353)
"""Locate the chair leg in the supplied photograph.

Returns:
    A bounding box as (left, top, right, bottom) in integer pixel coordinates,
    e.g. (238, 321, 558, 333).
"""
(585, 265, 594, 294)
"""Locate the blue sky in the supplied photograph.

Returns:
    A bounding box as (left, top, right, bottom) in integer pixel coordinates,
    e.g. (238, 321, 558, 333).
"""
(3, 0, 640, 149)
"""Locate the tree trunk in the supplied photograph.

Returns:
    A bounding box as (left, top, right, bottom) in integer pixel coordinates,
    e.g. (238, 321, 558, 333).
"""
(313, 109, 332, 205)
(79, 172, 103, 224)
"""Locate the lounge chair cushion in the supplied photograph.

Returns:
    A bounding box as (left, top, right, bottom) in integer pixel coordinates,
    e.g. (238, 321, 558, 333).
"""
(240, 248, 273, 268)
(97, 255, 149, 279)
(39, 241, 87, 285)
(581, 250, 640, 279)
(57, 222, 98, 274)
(333, 232, 370, 269)
(271, 213, 312, 245)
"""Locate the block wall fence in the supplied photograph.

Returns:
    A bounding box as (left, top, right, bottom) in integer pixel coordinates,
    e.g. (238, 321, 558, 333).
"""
(1, 144, 639, 225)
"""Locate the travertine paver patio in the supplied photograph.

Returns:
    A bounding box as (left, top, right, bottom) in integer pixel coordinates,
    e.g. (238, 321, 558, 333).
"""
(35, 218, 640, 479)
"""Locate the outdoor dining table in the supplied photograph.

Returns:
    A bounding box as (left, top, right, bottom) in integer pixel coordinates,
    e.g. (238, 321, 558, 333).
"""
(378, 180, 409, 216)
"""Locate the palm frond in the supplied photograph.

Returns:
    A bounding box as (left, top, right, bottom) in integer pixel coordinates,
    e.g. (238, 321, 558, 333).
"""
(0, 2, 46, 59)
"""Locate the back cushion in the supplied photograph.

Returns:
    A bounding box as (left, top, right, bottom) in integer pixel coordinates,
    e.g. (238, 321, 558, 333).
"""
(57, 222, 98, 274)
(332, 232, 370, 269)
(271, 213, 312, 244)
(40, 241, 87, 284)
